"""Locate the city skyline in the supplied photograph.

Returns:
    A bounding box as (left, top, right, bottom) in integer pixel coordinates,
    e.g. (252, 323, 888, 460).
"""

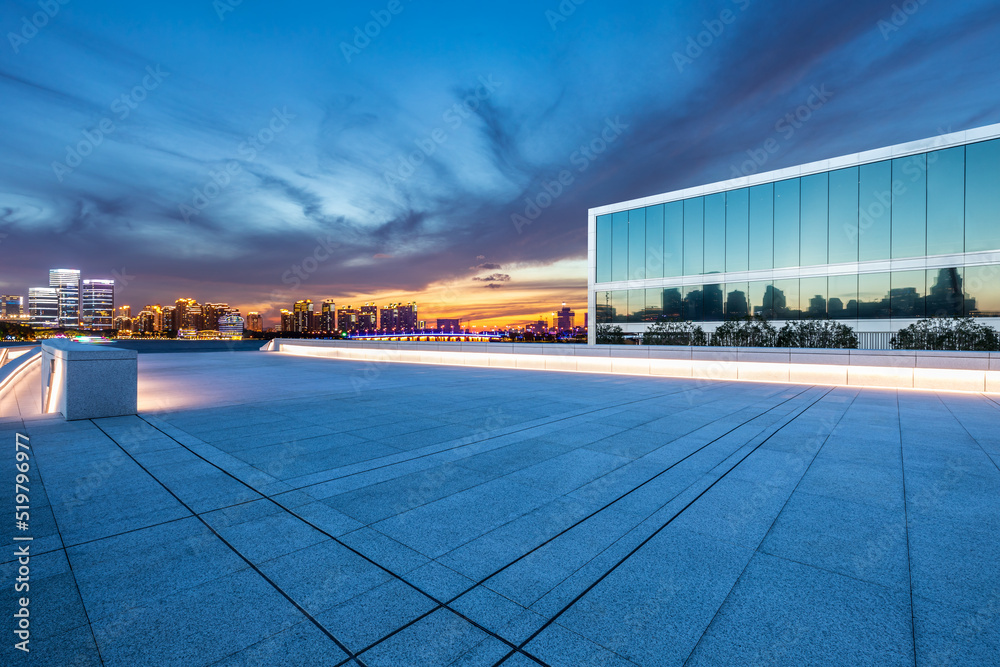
(1, 2, 998, 325)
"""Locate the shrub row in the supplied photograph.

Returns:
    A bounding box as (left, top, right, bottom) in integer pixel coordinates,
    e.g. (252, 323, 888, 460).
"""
(597, 317, 1000, 351)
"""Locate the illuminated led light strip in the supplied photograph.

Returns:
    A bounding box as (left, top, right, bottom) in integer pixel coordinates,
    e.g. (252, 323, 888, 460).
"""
(0, 348, 41, 400)
(275, 342, 1000, 396)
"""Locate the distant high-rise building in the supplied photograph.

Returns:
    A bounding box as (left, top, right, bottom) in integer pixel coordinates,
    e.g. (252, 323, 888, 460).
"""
(202, 303, 231, 331)
(360, 303, 378, 330)
(246, 312, 263, 332)
(381, 302, 417, 330)
(437, 318, 461, 333)
(28, 287, 59, 328)
(173, 299, 201, 332)
(337, 306, 359, 333)
(319, 300, 336, 332)
(218, 314, 245, 339)
(49, 268, 81, 328)
(531, 319, 548, 335)
(114, 305, 133, 332)
(399, 302, 417, 329)
(379, 304, 399, 330)
(81, 279, 115, 330)
(1, 295, 24, 320)
(280, 309, 294, 332)
(135, 306, 163, 335)
(293, 300, 314, 332)
(556, 304, 575, 331)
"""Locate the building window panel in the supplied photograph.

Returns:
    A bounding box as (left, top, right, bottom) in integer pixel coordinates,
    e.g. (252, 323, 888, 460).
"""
(964, 265, 1000, 317)
(859, 160, 892, 261)
(926, 147, 965, 256)
(749, 280, 773, 320)
(645, 288, 663, 321)
(800, 173, 829, 267)
(965, 139, 1000, 252)
(829, 167, 859, 264)
(858, 273, 890, 319)
(611, 290, 628, 324)
(627, 288, 644, 323)
(611, 211, 629, 282)
(703, 283, 724, 321)
(664, 201, 684, 277)
(596, 214, 612, 283)
(704, 193, 726, 275)
(628, 208, 646, 281)
(683, 285, 704, 322)
(800, 277, 828, 319)
(724, 282, 750, 319)
(749, 184, 774, 271)
(828, 274, 858, 319)
(773, 178, 800, 268)
(891, 154, 927, 259)
(771, 279, 800, 320)
(683, 198, 704, 275)
(926, 267, 964, 318)
(661, 287, 685, 321)
(726, 188, 750, 272)
(890, 270, 926, 318)
(645, 204, 664, 280)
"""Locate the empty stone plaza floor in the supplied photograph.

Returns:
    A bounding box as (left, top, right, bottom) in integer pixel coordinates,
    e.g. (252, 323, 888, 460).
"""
(2, 350, 999, 666)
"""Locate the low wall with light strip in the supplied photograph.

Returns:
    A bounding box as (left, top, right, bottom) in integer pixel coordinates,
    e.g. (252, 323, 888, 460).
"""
(265, 339, 1000, 394)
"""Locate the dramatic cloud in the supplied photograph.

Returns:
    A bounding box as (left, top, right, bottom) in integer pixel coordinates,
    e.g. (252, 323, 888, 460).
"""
(473, 273, 511, 283)
(1, 0, 998, 325)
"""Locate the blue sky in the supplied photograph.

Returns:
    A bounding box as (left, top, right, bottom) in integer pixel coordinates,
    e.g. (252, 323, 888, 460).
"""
(1, 0, 998, 325)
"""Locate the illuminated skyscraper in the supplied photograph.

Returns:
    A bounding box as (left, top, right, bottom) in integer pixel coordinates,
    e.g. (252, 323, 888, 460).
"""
(280, 309, 294, 332)
(360, 303, 378, 330)
(319, 300, 336, 332)
(293, 299, 314, 332)
(203, 303, 231, 331)
(49, 268, 81, 328)
(399, 302, 418, 329)
(246, 312, 263, 332)
(81, 279, 115, 330)
(28, 287, 59, 328)
(1, 295, 24, 320)
(337, 306, 358, 333)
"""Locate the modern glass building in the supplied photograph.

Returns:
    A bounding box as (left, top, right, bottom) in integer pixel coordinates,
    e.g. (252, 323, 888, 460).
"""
(588, 124, 1000, 344)
(49, 268, 81, 328)
(81, 279, 115, 330)
(28, 287, 59, 328)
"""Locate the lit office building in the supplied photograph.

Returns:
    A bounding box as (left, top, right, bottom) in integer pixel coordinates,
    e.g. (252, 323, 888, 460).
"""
(293, 299, 314, 333)
(337, 306, 359, 333)
(81, 279, 115, 330)
(280, 309, 294, 332)
(202, 303, 231, 331)
(1, 295, 24, 320)
(28, 287, 59, 328)
(218, 314, 245, 339)
(381, 302, 418, 330)
(319, 300, 336, 332)
(49, 268, 81, 328)
(360, 303, 378, 330)
(173, 299, 201, 332)
(589, 125, 1000, 342)
(246, 312, 263, 332)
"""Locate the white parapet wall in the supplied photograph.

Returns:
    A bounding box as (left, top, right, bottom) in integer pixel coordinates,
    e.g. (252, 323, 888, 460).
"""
(41, 340, 138, 420)
(268, 339, 1000, 395)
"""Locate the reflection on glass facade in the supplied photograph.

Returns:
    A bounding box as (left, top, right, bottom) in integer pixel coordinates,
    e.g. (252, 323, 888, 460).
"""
(595, 267, 1000, 323)
(596, 138, 1000, 280)
(595, 133, 1000, 329)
